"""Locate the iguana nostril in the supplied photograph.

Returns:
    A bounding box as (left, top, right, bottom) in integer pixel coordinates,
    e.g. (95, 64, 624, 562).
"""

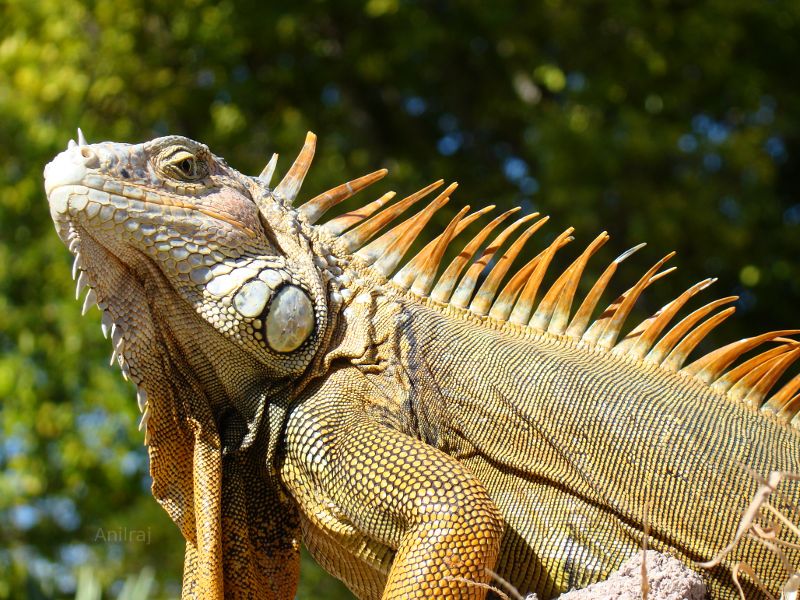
(80, 147, 100, 168)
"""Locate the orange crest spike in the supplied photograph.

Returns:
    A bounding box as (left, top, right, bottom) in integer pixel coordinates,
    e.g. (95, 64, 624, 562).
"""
(535, 232, 609, 334)
(743, 347, 800, 409)
(451, 213, 539, 309)
(765, 372, 800, 414)
(372, 199, 451, 276)
(409, 215, 466, 296)
(491, 231, 574, 322)
(394, 205, 494, 291)
(299, 169, 388, 224)
(322, 191, 396, 237)
(645, 297, 738, 365)
(615, 278, 717, 360)
(661, 307, 736, 371)
(712, 345, 794, 395)
(546, 233, 610, 335)
(430, 208, 520, 304)
(258, 153, 279, 186)
(505, 229, 575, 325)
(779, 392, 800, 423)
(468, 215, 547, 315)
(564, 244, 646, 340)
(366, 184, 456, 276)
(727, 347, 798, 404)
(403, 206, 471, 294)
(683, 329, 800, 383)
(341, 181, 444, 253)
(590, 252, 676, 349)
(273, 131, 316, 204)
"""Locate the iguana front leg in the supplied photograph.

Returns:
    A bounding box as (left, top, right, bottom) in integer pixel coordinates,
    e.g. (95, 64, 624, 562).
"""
(282, 370, 504, 599)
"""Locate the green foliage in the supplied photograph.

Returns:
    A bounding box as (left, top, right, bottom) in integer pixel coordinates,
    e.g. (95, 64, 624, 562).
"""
(1, 0, 798, 598)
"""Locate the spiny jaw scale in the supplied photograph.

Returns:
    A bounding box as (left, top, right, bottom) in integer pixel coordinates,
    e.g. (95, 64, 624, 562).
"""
(45, 136, 151, 443)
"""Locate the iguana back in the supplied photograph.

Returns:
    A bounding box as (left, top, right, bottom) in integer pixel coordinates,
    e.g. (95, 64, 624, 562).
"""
(379, 297, 799, 596)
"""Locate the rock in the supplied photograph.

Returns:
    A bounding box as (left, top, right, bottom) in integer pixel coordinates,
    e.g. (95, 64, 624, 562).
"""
(554, 551, 706, 600)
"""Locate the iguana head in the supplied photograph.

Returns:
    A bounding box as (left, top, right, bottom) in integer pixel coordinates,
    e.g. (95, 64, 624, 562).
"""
(45, 132, 331, 397)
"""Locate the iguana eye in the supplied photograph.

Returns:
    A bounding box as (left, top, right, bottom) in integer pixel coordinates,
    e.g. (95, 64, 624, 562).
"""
(166, 150, 207, 181)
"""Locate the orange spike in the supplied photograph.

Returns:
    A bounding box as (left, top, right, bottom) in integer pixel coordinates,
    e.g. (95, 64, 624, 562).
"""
(684, 329, 800, 383)
(773, 388, 800, 423)
(470, 217, 549, 315)
(299, 169, 388, 224)
(792, 404, 800, 428)
(645, 296, 737, 365)
(662, 307, 736, 371)
(488, 256, 540, 321)
(582, 265, 676, 347)
(258, 153, 279, 185)
(726, 353, 788, 403)
(529, 278, 570, 330)
(394, 205, 494, 289)
(511, 228, 575, 325)
(451, 213, 539, 309)
(489, 233, 574, 322)
(615, 278, 716, 360)
(341, 180, 444, 252)
(711, 345, 794, 395)
(371, 192, 452, 277)
(591, 253, 676, 349)
(430, 208, 520, 304)
(537, 233, 610, 334)
(273, 131, 316, 204)
(407, 206, 471, 295)
(744, 348, 800, 409)
(357, 183, 457, 266)
(563, 244, 646, 340)
(727, 346, 800, 405)
(764, 372, 800, 414)
(323, 191, 396, 236)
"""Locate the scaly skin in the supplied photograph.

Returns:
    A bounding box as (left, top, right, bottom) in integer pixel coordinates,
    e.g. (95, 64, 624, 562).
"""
(44, 134, 800, 599)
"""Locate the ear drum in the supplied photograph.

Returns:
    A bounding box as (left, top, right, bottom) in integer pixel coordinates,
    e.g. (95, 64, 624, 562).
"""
(265, 285, 315, 352)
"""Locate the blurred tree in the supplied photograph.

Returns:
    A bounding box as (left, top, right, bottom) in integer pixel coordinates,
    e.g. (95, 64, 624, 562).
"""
(1, 0, 798, 597)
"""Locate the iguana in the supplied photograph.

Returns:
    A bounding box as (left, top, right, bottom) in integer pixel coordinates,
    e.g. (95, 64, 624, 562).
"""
(43, 129, 800, 599)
